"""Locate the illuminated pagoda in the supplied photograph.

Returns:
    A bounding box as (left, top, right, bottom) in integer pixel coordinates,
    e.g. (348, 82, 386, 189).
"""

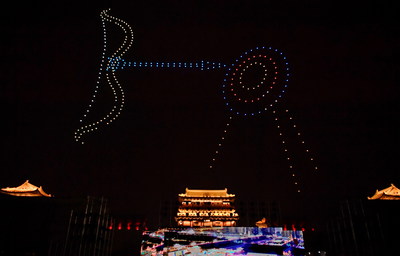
(1, 180, 52, 197)
(175, 188, 239, 227)
(368, 184, 400, 200)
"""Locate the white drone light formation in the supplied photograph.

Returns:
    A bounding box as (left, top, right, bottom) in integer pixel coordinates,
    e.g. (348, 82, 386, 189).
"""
(75, 10, 318, 192)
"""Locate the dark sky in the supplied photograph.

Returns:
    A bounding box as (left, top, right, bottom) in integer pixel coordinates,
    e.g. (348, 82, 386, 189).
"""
(1, 0, 399, 224)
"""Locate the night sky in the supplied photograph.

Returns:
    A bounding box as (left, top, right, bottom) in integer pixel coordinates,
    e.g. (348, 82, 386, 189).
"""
(1, 1, 399, 225)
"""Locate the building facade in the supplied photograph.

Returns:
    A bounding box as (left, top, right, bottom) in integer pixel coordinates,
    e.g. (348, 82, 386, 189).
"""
(175, 188, 239, 227)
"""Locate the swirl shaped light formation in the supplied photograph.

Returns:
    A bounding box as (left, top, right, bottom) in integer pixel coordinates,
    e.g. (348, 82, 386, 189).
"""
(222, 47, 289, 116)
(75, 10, 318, 192)
(210, 47, 286, 170)
(208, 47, 318, 193)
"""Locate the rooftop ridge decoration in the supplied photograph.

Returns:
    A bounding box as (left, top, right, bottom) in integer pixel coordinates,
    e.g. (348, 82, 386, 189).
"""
(368, 184, 400, 200)
(1, 180, 53, 197)
(180, 188, 235, 197)
(75, 9, 319, 192)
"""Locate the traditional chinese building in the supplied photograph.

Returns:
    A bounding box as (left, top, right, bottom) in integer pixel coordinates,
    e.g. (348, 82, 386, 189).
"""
(1, 180, 52, 197)
(175, 188, 239, 227)
(367, 183, 400, 200)
(0, 180, 54, 256)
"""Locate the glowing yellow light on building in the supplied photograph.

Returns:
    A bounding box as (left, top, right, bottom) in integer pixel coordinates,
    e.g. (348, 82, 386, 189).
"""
(176, 188, 239, 227)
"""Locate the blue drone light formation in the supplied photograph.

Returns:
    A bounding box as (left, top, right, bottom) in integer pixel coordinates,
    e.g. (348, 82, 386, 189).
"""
(75, 9, 318, 192)
(107, 58, 226, 71)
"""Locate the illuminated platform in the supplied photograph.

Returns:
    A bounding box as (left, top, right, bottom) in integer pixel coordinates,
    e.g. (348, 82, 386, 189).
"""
(141, 227, 305, 256)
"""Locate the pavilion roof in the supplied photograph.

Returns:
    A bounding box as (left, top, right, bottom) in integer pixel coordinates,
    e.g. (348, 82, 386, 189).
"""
(179, 188, 234, 198)
(368, 184, 400, 200)
(1, 180, 52, 197)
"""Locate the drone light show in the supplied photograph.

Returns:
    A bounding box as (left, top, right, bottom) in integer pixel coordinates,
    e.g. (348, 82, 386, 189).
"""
(75, 9, 318, 192)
